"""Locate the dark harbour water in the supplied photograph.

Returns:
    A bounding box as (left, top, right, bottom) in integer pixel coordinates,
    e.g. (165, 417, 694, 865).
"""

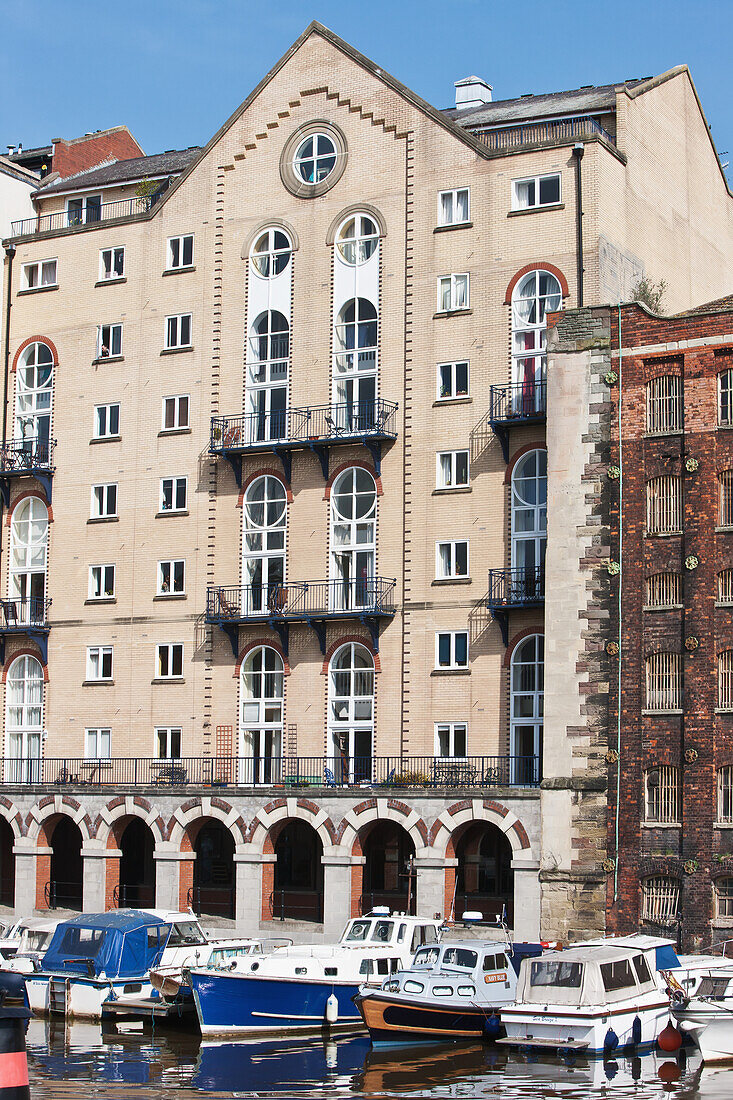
(22, 1020, 733, 1099)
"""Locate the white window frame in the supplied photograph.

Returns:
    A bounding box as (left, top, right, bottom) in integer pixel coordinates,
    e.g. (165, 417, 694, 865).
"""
(436, 360, 470, 401)
(156, 643, 184, 679)
(644, 652, 682, 711)
(164, 314, 192, 350)
(435, 540, 469, 579)
(646, 375, 682, 434)
(88, 564, 116, 601)
(67, 194, 102, 225)
(644, 765, 680, 823)
(641, 877, 680, 923)
(21, 259, 57, 290)
(161, 394, 190, 432)
(155, 726, 182, 759)
(437, 273, 469, 313)
(435, 631, 469, 670)
(90, 483, 118, 518)
(86, 645, 113, 681)
(166, 235, 194, 271)
(98, 247, 125, 282)
(715, 878, 733, 919)
(96, 323, 123, 359)
(159, 477, 187, 513)
(720, 569, 733, 605)
(434, 722, 467, 758)
(157, 560, 185, 596)
(93, 403, 120, 439)
(85, 727, 111, 759)
(436, 450, 469, 489)
(646, 475, 682, 535)
(437, 188, 470, 227)
(719, 650, 733, 710)
(511, 173, 561, 211)
(721, 471, 733, 528)
(718, 766, 733, 824)
(719, 368, 733, 427)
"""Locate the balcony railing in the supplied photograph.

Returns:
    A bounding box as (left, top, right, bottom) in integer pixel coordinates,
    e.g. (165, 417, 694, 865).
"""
(487, 568, 544, 645)
(0, 440, 56, 505)
(475, 116, 615, 153)
(207, 578, 396, 624)
(0, 755, 541, 789)
(10, 195, 158, 239)
(489, 382, 546, 461)
(0, 596, 50, 631)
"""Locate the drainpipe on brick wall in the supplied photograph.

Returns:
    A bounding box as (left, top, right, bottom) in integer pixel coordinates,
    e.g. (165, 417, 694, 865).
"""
(614, 304, 623, 902)
(0, 244, 14, 577)
(573, 144, 585, 307)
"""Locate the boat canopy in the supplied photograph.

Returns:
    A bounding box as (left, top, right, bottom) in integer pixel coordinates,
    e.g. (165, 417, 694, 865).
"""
(42, 910, 170, 979)
(517, 946, 659, 1007)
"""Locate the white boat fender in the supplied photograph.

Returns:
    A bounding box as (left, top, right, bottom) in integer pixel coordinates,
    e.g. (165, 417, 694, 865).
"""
(325, 994, 339, 1024)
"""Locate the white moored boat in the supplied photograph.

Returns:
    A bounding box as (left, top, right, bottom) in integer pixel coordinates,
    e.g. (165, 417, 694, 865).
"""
(671, 966, 733, 1062)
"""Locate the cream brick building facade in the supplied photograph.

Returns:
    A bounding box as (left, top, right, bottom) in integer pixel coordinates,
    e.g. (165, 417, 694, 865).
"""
(0, 23, 732, 937)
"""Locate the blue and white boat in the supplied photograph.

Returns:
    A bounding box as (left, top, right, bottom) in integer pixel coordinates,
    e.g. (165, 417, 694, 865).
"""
(189, 911, 444, 1036)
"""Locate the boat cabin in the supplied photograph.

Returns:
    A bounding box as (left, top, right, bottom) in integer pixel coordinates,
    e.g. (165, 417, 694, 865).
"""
(515, 945, 659, 1008)
(380, 940, 518, 1004)
(41, 910, 172, 980)
(339, 912, 441, 954)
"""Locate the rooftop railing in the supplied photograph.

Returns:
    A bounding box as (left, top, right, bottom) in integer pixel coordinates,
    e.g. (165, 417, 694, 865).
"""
(206, 578, 396, 624)
(10, 195, 157, 239)
(474, 116, 615, 153)
(210, 400, 398, 453)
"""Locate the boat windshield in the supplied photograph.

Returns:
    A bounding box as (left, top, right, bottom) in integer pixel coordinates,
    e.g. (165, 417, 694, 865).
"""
(22, 930, 51, 952)
(371, 921, 394, 943)
(55, 926, 106, 961)
(344, 920, 372, 942)
(483, 952, 507, 971)
(413, 946, 440, 967)
(600, 959, 637, 993)
(530, 960, 583, 988)
(442, 947, 477, 969)
(167, 921, 206, 947)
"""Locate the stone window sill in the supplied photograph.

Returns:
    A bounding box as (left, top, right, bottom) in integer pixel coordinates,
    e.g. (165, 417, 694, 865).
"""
(642, 604, 682, 612)
(434, 221, 473, 233)
(641, 821, 681, 829)
(87, 516, 119, 524)
(433, 486, 471, 495)
(433, 309, 472, 320)
(716, 602, 733, 609)
(156, 509, 189, 518)
(644, 429, 683, 438)
(18, 284, 59, 296)
(82, 679, 115, 686)
(92, 355, 124, 365)
(162, 266, 196, 276)
(716, 527, 733, 534)
(644, 531, 682, 539)
(90, 435, 121, 445)
(158, 427, 192, 437)
(642, 709, 683, 716)
(432, 577, 472, 586)
(713, 823, 733, 829)
(151, 677, 185, 684)
(153, 593, 187, 601)
(715, 709, 733, 715)
(431, 667, 471, 676)
(84, 597, 116, 605)
(160, 346, 193, 356)
(94, 278, 127, 288)
(433, 396, 472, 407)
(507, 203, 564, 217)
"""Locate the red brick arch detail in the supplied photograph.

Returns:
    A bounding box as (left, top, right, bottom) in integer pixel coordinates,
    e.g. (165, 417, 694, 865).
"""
(237, 468, 293, 507)
(12, 336, 59, 373)
(2, 649, 49, 681)
(321, 634, 381, 673)
(503, 628, 544, 668)
(504, 443, 547, 485)
(503, 263, 569, 305)
(323, 460, 383, 500)
(234, 638, 291, 677)
(5, 490, 53, 525)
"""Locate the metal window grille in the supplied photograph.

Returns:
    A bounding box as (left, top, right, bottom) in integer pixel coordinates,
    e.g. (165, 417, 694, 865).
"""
(719, 570, 733, 604)
(719, 650, 733, 709)
(716, 878, 733, 919)
(644, 765, 680, 823)
(646, 375, 681, 434)
(719, 369, 733, 426)
(641, 876, 680, 923)
(645, 572, 681, 608)
(646, 476, 682, 534)
(645, 652, 681, 711)
(721, 472, 733, 527)
(718, 766, 733, 823)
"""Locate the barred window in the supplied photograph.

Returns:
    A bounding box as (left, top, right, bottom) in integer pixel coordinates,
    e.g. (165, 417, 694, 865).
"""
(719, 570, 733, 605)
(646, 476, 681, 534)
(721, 472, 733, 527)
(644, 766, 680, 823)
(646, 375, 681, 434)
(715, 878, 733, 919)
(645, 573, 681, 609)
(717, 766, 733, 824)
(719, 368, 733, 427)
(719, 650, 733, 709)
(641, 877, 680, 923)
(645, 652, 682, 711)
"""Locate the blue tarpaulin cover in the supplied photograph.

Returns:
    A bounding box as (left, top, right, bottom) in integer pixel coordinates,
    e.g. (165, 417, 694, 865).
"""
(654, 944, 681, 970)
(42, 910, 169, 979)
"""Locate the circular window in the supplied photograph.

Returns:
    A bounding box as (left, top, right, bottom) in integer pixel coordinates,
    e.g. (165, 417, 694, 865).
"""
(280, 121, 347, 198)
(251, 229, 292, 277)
(337, 215, 379, 265)
(294, 133, 336, 184)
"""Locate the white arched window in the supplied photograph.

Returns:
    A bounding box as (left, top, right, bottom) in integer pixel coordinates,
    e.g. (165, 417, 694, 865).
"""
(511, 270, 561, 411)
(329, 642, 374, 781)
(9, 497, 48, 625)
(511, 450, 546, 597)
(243, 476, 286, 615)
(333, 298, 378, 431)
(16, 342, 53, 460)
(5, 654, 43, 782)
(330, 468, 376, 611)
(246, 310, 289, 443)
(336, 215, 379, 266)
(250, 228, 292, 278)
(510, 635, 543, 784)
(240, 646, 284, 785)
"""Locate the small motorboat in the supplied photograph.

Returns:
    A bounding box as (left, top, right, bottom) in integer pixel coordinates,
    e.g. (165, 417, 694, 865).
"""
(671, 966, 733, 1061)
(0, 917, 63, 976)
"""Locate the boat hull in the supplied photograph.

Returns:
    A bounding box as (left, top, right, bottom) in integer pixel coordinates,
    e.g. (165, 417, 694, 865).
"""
(675, 1005, 733, 1062)
(355, 989, 499, 1046)
(500, 1000, 669, 1054)
(26, 973, 155, 1021)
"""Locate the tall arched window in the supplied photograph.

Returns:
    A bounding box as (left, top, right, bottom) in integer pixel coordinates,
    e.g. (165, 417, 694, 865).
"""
(511, 450, 546, 597)
(246, 311, 289, 443)
(329, 642, 374, 782)
(250, 228, 292, 278)
(240, 646, 284, 785)
(5, 654, 43, 782)
(336, 215, 379, 266)
(511, 271, 561, 411)
(510, 635, 543, 784)
(333, 298, 378, 431)
(10, 497, 48, 624)
(243, 476, 286, 615)
(16, 342, 53, 460)
(330, 468, 376, 611)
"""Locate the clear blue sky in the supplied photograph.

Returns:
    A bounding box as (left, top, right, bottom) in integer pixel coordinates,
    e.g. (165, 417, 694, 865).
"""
(1, 0, 731, 180)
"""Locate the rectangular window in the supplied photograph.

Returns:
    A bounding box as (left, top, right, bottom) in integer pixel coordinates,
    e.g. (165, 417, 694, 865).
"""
(716, 879, 733, 919)
(719, 650, 733, 709)
(93, 403, 120, 439)
(512, 173, 561, 210)
(438, 188, 470, 226)
(721, 471, 733, 527)
(437, 361, 469, 400)
(67, 194, 101, 225)
(88, 564, 115, 600)
(85, 728, 111, 759)
(97, 323, 122, 358)
(167, 235, 194, 270)
(646, 476, 681, 534)
(437, 274, 469, 313)
(156, 643, 184, 679)
(158, 560, 185, 595)
(160, 477, 187, 512)
(435, 723, 467, 758)
(162, 395, 190, 431)
(22, 259, 57, 289)
(719, 368, 733, 426)
(99, 247, 125, 281)
(644, 572, 681, 609)
(156, 726, 182, 759)
(91, 483, 118, 518)
(645, 652, 681, 711)
(718, 766, 733, 824)
(720, 570, 733, 605)
(86, 645, 113, 681)
(436, 541, 469, 579)
(165, 314, 192, 350)
(435, 631, 469, 669)
(641, 877, 680, 923)
(646, 375, 682, 434)
(645, 766, 680, 823)
(436, 450, 469, 488)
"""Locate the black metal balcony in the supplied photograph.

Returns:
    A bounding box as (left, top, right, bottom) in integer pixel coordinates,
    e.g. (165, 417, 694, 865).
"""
(0, 440, 55, 504)
(489, 382, 546, 460)
(206, 578, 396, 656)
(210, 400, 398, 483)
(474, 116, 615, 154)
(487, 567, 544, 644)
(10, 194, 161, 239)
(0, 596, 51, 663)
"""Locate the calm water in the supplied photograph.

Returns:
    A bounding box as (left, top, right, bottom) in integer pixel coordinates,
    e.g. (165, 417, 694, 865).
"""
(23, 1020, 733, 1099)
